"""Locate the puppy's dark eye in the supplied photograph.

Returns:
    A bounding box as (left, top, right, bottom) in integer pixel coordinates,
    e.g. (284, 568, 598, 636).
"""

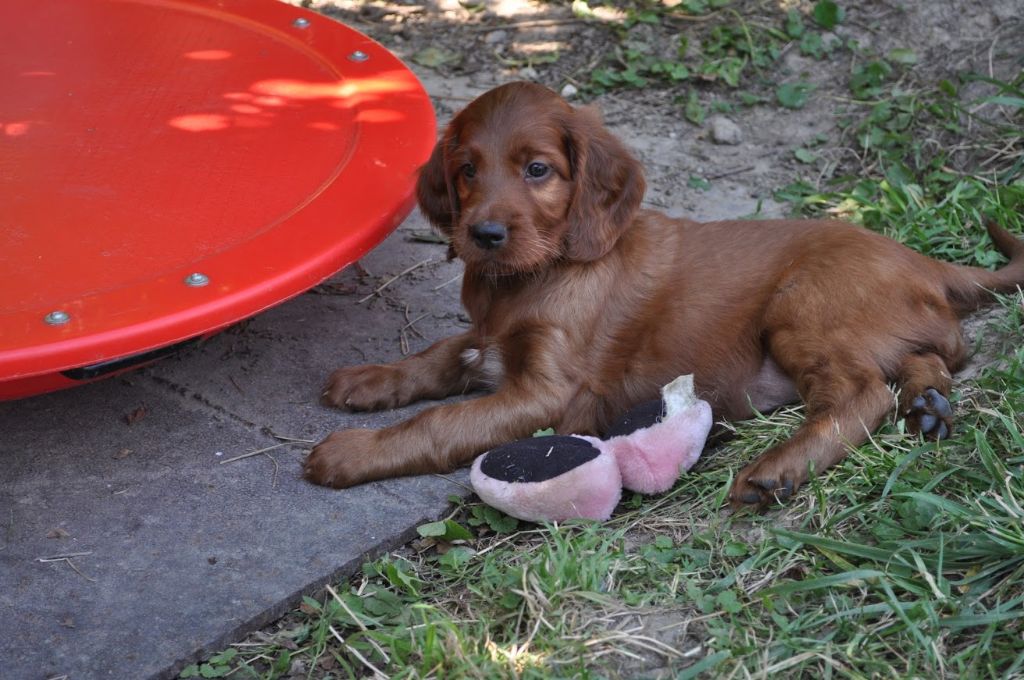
(526, 162, 549, 179)
(461, 163, 476, 179)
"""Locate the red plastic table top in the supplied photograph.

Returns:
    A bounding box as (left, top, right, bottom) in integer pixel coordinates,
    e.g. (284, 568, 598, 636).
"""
(0, 0, 436, 399)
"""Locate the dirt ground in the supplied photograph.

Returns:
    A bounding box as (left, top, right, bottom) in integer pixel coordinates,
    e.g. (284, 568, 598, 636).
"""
(298, 0, 1021, 224)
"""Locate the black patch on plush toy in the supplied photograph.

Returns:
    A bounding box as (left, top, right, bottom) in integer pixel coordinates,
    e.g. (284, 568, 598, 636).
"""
(479, 436, 600, 483)
(471, 376, 712, 522)
(604, 399, 665, 438)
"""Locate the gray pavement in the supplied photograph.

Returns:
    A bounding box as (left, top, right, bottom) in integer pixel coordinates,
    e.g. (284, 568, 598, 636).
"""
(0, 216, 471, 679)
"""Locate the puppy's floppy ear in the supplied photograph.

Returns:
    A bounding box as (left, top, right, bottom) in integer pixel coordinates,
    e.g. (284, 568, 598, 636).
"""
(563, 106, 646, 261)
(416, 129, 459, 235)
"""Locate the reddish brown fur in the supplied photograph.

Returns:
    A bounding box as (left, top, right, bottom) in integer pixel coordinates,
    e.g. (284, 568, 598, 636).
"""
(305, 82, 1024, 508)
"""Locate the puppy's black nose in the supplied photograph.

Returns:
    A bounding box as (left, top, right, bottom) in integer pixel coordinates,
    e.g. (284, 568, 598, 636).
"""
(470, 221, 508, 250)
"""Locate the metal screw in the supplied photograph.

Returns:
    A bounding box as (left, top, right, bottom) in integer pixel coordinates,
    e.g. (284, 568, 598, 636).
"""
(348, 50, 369, 62)
(45, 310, 71, 325)
(184, 272, 210, 287)
(292, 17, 310, 28)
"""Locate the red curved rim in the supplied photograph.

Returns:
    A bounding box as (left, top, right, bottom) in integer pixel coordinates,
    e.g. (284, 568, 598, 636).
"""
(0, 0, 436, 393)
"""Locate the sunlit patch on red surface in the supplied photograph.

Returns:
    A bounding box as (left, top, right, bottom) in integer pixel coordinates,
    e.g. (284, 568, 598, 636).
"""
(253, 95, 287, 107)
(167, 113, 231, 132)
(356, 109, 405, 124)
(184, 49, 232, 60)
(4, 121, 31, 136)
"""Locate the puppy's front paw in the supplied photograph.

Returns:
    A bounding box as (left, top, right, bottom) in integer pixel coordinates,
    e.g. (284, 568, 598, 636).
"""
(321, 365, 408, 412)
(304, 429, 384, 488)
(904, 387, 953, 440)
(729, 454, 803, 511)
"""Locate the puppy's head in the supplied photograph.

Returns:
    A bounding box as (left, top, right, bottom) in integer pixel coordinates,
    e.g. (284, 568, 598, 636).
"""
(417, 82, 646, 276)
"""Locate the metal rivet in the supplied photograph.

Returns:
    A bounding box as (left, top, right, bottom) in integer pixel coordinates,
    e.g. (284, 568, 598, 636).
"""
(45, 310, 71, 325)
(184, 272, 210, 287)
(348, 50, 369, 62)
(292, 17, 310, 28)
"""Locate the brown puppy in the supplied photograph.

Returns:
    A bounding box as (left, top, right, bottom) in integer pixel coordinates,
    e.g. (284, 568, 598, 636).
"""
(305, 82, 1024, 508)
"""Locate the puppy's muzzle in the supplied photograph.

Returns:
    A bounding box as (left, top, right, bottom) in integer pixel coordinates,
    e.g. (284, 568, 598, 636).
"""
(470, 221, 508, 250)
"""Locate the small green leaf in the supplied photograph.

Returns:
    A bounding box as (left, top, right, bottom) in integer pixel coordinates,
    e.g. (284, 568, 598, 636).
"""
(716, 589, 743, 614)
(777, 81, 814, 109)
(723, 541, 749, 557)
(198, 664, 229, 679)
(799, 32, 824, 58)
(688, 175, 711, 191)
(208, 648, 237, 665)
(784, 9, 805, 38)
(485, 508, 519, 533)
(413, 47, 460, 69)
(179, 665, 201, 679)
(270, 651, 292, 676)
(443, 519, 474, 541)
(652, 61, 690, 82)
(738, 91, 767, 106)
(417, 521, 447, 538)
(850, 60, 892, 97)
(532, 427, 556, 437)
(362, 588, 403, 617)
(794, 148, 817, 164)
(383, 560, 421, 596)
(438, 546, 476, 570)
(684, 91, 706, 124)
(621, 68, 647, 87)
(415, 519, 473, 541)
(636, 9, 660, 24)
(680, 0, 709, 14)
(591, 69, 621, 88)
(884, 162, 915, 189)
(812, 1, 844, 29)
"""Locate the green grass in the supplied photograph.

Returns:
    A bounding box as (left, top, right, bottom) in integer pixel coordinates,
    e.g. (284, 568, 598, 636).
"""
(183, 3, 1024, 678)
(584, 0, 848, 122)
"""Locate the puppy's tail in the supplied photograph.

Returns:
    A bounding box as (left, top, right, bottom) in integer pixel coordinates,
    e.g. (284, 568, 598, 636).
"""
(944, 221, 1024, 313)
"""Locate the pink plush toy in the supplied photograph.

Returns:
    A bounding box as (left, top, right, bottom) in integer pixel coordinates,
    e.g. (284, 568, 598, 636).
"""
(470, 375, 712, 522)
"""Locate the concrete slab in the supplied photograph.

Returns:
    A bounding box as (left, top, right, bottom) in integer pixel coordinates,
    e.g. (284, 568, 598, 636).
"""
(144, 213, 467, 440)
(0, 217, 474, 679)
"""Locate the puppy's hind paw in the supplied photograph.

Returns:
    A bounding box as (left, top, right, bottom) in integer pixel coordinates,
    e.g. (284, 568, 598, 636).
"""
(905, 387, 953, 441)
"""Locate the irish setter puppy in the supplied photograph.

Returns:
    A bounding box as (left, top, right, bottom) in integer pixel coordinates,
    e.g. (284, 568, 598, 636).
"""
(305, 81, 1024, 508)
